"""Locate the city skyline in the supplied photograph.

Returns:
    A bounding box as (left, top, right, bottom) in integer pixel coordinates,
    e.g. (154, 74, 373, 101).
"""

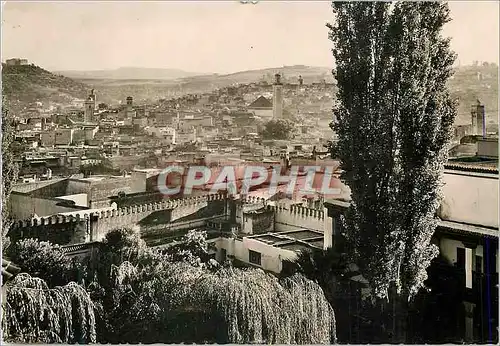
(2, 1, 499, 74)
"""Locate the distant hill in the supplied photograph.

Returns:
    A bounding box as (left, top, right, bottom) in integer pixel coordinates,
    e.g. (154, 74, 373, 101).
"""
(448, 64, 498, 125)
(178, 65, 333, 89)
(55, 67, 204, 80)
(8, 61, 494, 127)
(78, 65, 334, 103)
(2, 63, 93, 113)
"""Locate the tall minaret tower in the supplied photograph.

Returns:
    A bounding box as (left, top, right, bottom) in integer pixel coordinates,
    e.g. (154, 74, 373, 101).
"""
(126, 96, 133, 108)
(126, 96, 135, 119)
(83, 90, 95, 122)
(471, 99, 486, 138)
(89, 89, 97, 110)
(272, 73, 283, 119)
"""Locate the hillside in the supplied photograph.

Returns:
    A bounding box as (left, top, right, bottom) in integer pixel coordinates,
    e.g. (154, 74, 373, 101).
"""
(81, 64, 498, 126)
(448, 65, 498, 125)
(80, 65, 334, 103)
(3, 62, 496, 127)
(55, 67, 203, 80)
(184, 65, 333, 85)
(2, 63, 94, 113)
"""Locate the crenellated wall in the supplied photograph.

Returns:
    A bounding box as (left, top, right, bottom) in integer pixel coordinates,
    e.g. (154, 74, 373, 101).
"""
(240, 196, 269, 205)
(9, 193, 230, 245)
(234, 196, 267, 226)
(91, 193, 228, 241)
(266, 204, 326, 233)
(9, 216, 90, 245)
(10, 192, 332, 255)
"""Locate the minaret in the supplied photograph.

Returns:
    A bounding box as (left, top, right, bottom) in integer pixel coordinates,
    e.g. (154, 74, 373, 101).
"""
(471, 100, 486, 138)
(84, 90, 95, 122)
(126, 96, 134, 119)
(89, 89, 97, 110)
(298, 75, 303, 86)
(126, 96, 133, 108)
(272, 73, 283, 119)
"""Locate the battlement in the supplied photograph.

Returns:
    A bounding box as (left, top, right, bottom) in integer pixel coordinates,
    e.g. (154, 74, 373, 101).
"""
(240, 196, 268, 205)
(13, 193, 228, 229)
(266, 204, 324, 220)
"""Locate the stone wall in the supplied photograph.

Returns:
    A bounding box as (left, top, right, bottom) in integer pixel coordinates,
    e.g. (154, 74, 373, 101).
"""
(268, 204, 325, 232)
(9, 218, 89, 245)
(215, 236, 297, 274)
(439, 170, 498, 228)
(243, 209, 275, 235)
(66, 176, 147, 206)
(14, 178, 68, 195)
(10, 193, 230, 246)
(10, 192, 85, 219)
(65, 179, 91, 197)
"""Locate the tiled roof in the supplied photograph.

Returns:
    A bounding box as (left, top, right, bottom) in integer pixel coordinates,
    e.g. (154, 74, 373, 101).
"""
(444, 162, 498, 174)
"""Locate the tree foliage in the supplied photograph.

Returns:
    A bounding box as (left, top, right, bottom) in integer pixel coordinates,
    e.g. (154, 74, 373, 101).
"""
(101, 226, 145, 253)
(3, 228, 337, 344)
(260, 119, 295, 140)
(163, 229, 217, 268)
(6, 239, 85, 288)
(282, 248, 348, 300)
(2, 273, 96, 344)
(328, 1, 457, 300)
(84, 228, 336, 344)
(1, 96, 19, 251)
(99, 260, 336, 344)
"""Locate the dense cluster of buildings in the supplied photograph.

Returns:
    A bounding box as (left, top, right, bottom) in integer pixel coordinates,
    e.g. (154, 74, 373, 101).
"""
(12, 73, 336, 182)
(7, 131, 499, 342)
(6, 69, 499, 343)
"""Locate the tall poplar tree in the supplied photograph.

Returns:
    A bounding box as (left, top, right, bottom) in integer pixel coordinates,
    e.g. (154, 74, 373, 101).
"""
(328, 1, 456, 300)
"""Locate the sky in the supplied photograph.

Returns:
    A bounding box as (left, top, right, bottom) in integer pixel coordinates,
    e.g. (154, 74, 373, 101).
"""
(2, 1, 499, 74)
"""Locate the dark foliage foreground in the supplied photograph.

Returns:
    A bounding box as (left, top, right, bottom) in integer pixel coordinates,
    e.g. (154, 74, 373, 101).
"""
(2, 229, 337, 344)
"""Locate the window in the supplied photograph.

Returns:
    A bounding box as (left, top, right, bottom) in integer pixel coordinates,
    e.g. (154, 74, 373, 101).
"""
(475, 255, 482, 273)
(249, 250, 261, 266)
(456, 247, 466, 269)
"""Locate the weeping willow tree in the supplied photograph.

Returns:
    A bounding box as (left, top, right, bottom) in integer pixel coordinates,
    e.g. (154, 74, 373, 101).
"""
(195, 268, 337, 344)
(104, 261, 337, 344)
(2, 273, 96, 344)
(82, 228, 336, 343)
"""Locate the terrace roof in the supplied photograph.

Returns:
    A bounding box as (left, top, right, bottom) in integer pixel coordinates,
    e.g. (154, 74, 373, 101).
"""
(247, 229, 324, 251)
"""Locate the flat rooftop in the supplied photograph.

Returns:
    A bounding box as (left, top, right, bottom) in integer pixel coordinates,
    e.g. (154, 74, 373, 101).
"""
(247, 229, 324, 252)
(70, 175, 131, 182)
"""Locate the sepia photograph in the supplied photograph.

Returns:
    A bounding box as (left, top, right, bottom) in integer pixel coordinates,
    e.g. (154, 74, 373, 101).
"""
(1, 0, 499, 344)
